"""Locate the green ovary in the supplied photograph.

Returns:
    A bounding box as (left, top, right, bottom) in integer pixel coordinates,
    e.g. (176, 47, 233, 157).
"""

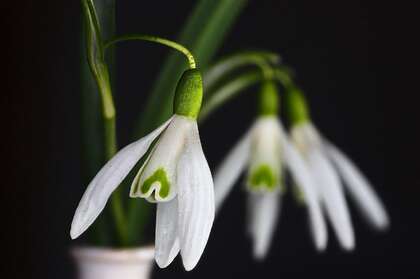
(248, 164, 279, 191)
(140, 168, 171, 199)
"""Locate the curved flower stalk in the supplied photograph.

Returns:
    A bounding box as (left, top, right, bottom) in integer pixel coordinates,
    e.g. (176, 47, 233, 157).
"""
(200, 64, 294, 122)
(203, 51, 281, 91)
(214, 81, 327, 259)
(71, 69, 215, 271)
(287, 87, 389, 250)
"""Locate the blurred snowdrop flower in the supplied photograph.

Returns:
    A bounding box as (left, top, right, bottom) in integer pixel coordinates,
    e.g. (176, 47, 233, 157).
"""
(71, 69, 214, 271)
(287, 87, 389, 250)
(214, 81, 327, 259)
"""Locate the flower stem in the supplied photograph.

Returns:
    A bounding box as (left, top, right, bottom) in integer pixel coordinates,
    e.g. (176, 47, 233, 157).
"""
(199, 66, 296, 123)
(202, 52, 279, 108)
(94, 58, 128, 247)
(199, 71, 262, 122)
(104, 35, 197, 69)
(203, 51, 280, 90)
(103, 114, 129, 246)
(81, 0, 127, 246)
(80, 0, 108, 246)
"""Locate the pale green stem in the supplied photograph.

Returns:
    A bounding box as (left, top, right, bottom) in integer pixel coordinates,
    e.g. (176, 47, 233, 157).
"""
(200, 71, 262, 122)
(81, 0, 127, 246)
(104, 35, 196, 69)
(99, 70, 127, 245)
(274, 66, 294, 89)
(199, 67, 295, 123)
(80, 0, 109, 246)
(203, 51, 280, 89)
(95, 62, 128, 247)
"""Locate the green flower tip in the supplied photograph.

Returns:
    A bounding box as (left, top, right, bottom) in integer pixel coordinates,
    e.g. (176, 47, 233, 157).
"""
(173, 69, 203, 119)
(132, 168, 171, 200)
(248, 164, 279, 191)
(259, 80, 279, 116)
(286, 87, 310, 125)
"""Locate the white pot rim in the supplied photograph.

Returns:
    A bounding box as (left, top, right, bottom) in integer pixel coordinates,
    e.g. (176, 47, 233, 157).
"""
(71, 246, 155, 264)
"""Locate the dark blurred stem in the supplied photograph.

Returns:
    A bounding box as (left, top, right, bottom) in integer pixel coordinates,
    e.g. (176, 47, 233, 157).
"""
(199, 71, 262, 122)
(203, 51, 280, 91)
(199, 67, 296, 123)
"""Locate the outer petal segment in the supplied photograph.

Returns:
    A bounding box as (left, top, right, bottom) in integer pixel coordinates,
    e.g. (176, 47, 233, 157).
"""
(325, 142, 389, 230)
(177, 122, 215, 271)
(308, 149, 355, 250)
(247, 193, 281, 260)
(213, 128, 252, 212)
(70, 117, 173, 239)
(283, 139, 328, 251)
(155, 199, 180, 268)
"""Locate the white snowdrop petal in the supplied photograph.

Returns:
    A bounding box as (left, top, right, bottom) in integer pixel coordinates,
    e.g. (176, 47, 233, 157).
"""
(308, 149, 355, 250)
(325, 142, 389, 230)
(70, 116, 174, 239)
(177, 123, 215, 271)
(155, 200, 180, 268)
(214, 129, 252, 212)
(283, 139, 328, 251)
(290, 123, 322, 156)
(247, 193, 280, 260)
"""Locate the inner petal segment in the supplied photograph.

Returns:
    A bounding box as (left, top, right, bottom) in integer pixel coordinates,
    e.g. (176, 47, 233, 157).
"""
(140, 168, 171, 199)
(248, 164, 279, 191)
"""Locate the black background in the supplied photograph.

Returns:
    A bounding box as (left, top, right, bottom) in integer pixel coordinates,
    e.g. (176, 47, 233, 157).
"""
(2, 1, 418, 278)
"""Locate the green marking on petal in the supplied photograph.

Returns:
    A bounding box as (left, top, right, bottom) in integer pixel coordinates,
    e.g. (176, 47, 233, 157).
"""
(248, 164, 279, 191)
(140, 168, 171, 199)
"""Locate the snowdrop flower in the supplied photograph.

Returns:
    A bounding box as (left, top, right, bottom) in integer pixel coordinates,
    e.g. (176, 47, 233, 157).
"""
(287, 87, 389, 250)
(214, 81, 327, 259)
(71, 69, 215, 271)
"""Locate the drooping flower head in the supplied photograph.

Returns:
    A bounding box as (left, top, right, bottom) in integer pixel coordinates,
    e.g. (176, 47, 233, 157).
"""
(71, 69, 215, 271)
(214, 80, 327, 259)
(286, 87, 389, 250)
